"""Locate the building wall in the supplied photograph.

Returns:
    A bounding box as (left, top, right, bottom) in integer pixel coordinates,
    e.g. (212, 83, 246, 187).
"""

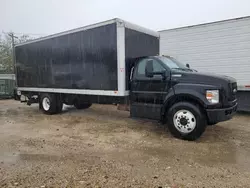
(160, 16, 250, 89)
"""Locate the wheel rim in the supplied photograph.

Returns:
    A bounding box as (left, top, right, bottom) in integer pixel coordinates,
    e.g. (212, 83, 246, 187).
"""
(173, 110, 196, 134)
(42, 97, 51, 111)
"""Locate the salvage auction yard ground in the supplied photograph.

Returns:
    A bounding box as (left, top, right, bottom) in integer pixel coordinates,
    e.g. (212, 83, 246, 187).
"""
(1, 100, 250, 188)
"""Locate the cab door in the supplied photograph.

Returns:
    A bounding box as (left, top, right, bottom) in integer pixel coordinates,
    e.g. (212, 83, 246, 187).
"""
(130, 57, 170, 120)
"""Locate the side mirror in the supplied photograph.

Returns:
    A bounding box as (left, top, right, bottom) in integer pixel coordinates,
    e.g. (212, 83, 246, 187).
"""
(186, 63, 190, 68)
(145, 60, 154, 77)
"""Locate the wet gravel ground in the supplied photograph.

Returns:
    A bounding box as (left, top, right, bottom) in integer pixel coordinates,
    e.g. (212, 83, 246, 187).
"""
(0, 100, 250, 188)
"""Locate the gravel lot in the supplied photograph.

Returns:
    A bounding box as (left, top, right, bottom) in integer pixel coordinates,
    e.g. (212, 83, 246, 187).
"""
(0, 99, 250, 188)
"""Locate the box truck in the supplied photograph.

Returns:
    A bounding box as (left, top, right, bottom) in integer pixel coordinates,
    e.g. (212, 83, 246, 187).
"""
(15, 18, 237, 140)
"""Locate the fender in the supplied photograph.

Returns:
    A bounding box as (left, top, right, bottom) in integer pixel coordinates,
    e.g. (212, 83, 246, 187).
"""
(161, 83, 219, 116)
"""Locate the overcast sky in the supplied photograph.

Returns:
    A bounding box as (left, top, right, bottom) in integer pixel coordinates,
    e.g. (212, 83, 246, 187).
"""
(1, 0, 250, 37)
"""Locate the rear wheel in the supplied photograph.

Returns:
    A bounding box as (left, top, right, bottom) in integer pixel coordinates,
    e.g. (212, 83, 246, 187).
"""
(56, 96, 63, 113)
(74, 102, 92, 110)
(167, 102, 207, 141)
(40, 93, 62, 114)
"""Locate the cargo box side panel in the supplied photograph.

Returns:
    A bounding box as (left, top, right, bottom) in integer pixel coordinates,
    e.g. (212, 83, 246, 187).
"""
(16, 23, 118, 91)
(124, 28, 159, 90)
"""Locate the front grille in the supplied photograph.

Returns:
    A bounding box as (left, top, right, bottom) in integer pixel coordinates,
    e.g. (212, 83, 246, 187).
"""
(228, 82, 237, 101)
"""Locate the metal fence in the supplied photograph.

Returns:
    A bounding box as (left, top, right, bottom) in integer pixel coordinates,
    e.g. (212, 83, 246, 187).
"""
(0, 74, 15, 99)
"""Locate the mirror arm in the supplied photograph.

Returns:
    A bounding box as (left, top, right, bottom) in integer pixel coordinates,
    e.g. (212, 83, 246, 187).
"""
(149, 71, 168, 80)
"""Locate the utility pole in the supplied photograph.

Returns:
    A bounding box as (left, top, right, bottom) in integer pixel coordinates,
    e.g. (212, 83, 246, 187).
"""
(8, 32, 18, 85)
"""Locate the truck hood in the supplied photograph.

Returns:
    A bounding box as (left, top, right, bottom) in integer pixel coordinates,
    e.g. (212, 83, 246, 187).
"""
(171, 70, 236, 86)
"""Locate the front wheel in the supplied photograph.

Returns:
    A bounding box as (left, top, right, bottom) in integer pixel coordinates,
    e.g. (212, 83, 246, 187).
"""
(207, 121, 217, 126)
(167, 102, 207, 141)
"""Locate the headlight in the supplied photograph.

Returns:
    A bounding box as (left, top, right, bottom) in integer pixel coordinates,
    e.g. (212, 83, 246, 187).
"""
(206, 90, 219, 104)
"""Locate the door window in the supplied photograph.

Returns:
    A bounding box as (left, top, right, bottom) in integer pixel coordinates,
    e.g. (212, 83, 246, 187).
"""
(135, 58, 165, 78)
(137, 59, 147, 76)
(153, 61, 164, 72)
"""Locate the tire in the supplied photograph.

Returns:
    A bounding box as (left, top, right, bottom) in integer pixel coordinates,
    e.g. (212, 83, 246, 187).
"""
(167, 102, 207, 141)
(56, 95, 63, 113)
(207, 121, 217, 126)
(40, 93, 60, 115)
(74, 102, 92, 110)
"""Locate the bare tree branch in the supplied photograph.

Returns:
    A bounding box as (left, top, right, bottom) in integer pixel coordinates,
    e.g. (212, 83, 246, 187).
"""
(0, 32, 31, 73)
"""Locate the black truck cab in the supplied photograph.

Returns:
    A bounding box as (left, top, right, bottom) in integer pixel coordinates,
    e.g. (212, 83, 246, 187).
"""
(130, 56, 237, 140)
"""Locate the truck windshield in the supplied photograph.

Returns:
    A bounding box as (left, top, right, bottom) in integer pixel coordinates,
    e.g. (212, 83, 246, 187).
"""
(158, 56, 190, 70)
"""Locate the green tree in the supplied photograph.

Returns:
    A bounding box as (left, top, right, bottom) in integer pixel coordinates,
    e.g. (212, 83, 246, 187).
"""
(0, 33, 30, 74)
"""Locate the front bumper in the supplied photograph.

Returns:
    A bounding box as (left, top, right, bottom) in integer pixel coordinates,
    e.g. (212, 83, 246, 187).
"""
(206, 103, 237, 123)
